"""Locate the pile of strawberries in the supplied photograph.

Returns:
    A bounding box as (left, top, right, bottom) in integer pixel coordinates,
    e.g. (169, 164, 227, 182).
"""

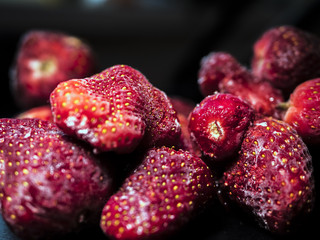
(0, 25, 318, 239)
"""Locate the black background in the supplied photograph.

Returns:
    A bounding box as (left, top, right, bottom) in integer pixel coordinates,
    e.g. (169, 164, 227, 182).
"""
(0, 0, 319, 239)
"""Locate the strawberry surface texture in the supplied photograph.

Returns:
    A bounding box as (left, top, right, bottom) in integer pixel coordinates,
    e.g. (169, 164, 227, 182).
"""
(0, 118, 114, 239)
(252, 25, 320, 96)
(221, 117, 315, 233)
(100, 146, 215, 240)
(188, 93, 254, 162)
(50, 64, 181, 154)
(283, 78, 320, 145)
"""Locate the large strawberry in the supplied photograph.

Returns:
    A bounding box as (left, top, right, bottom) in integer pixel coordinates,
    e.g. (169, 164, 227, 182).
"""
(10, 30, 96, 108)
(50, 64, 181, 154)
(282, 78, 320, 145)
(0, 118, 114, 239)
(188, 93, 254, 162)
(252, 25, 320, 96)
(100, 146, 215, 240)
(221, 117, 315, 233)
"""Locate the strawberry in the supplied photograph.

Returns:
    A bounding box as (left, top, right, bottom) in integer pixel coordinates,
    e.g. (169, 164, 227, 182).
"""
(198, 52, 245, 96)
(16, 105, 53, 122)
(10, 30, 96, 109)
(221, 117, 315, 233)
(282, 78, 320, 145)
(169, 96, 201, 156)
(0, 118, 114, 239)
(100, 146, 215, 240)
(50, 64, 181, 154)
(219, 71, 284, 119)
(251, 25, 320, 96)
(188, 93, 254, 162)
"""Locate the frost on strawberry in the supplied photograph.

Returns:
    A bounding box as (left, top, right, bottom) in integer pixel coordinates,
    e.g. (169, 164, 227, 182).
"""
(189, 93, 254, 162)
(50, 65, 181, 154)
(219, 71, 284, 119)
(0, 118, 114, 239)
(100, 147, 215, 240)
(221, 117, 315, 233)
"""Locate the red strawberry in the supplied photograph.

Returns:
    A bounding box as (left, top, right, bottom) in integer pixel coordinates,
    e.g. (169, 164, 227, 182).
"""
(100, 146, 215, 240)
(169, 96, 201, 156)
(221, 117, 315, 233)
(11, 30, 96, 108)
(16, 105, 53, 122)
(169, 96, 195, 118)
(188, 93, 254, 162)
(198, 52, 245, 96)
(0, 118, 114, 239)
(282, 78, 320, 145)
(219, 71, 284, 119)
(252, 25, 320, 96)
(50, 64, 181, 154)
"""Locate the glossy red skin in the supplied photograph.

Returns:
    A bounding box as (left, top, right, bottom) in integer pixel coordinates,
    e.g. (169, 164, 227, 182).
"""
(50, 65, 181, 154)
(100, 147, 215, 240)
(219, 71, 284, 119)
(283, 78, 320, 144)
(198, 52, 245, 96)
(0, 118, 114, 239)
(11, 30, 96, 108)
(252, 25, 320, 96)
(188, 93, 254, 161)
(222, 118, 315, 233)
(16, 105, 53, 122)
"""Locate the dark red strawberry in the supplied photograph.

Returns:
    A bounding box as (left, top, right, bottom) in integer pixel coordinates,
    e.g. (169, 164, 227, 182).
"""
(198, 52, 245, 96)
(100, 146, 215, 240)
(11, 30, 96, 108)
(282, 78, 320, 145)
(16, 105, 53, 122)
(169, 96, 195, 118)
(169, 96, 201, 156)
(50, 64, 181, 154)
(189, 93, 254, 162)
(0, 118, 114, 239)
(219, 71, 284, 119)
(221, 117, 315, 233)
(251, 25, 320, 96)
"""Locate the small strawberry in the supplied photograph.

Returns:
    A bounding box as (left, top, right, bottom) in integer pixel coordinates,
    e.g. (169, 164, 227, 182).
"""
(100, 146, 215, 240)
(219, 71, 284, 119)
(282, 78, 320, 145)
(11, 30, 96, 108)
(50, 64, 181, 154)
(198, 52, 245, 96)
(188, 93, 254, 162)
(251, 25, 320, 96)
(221, 117, 315, 233)
(16, 105, 53, 122)
(0, 118, 114, 239)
